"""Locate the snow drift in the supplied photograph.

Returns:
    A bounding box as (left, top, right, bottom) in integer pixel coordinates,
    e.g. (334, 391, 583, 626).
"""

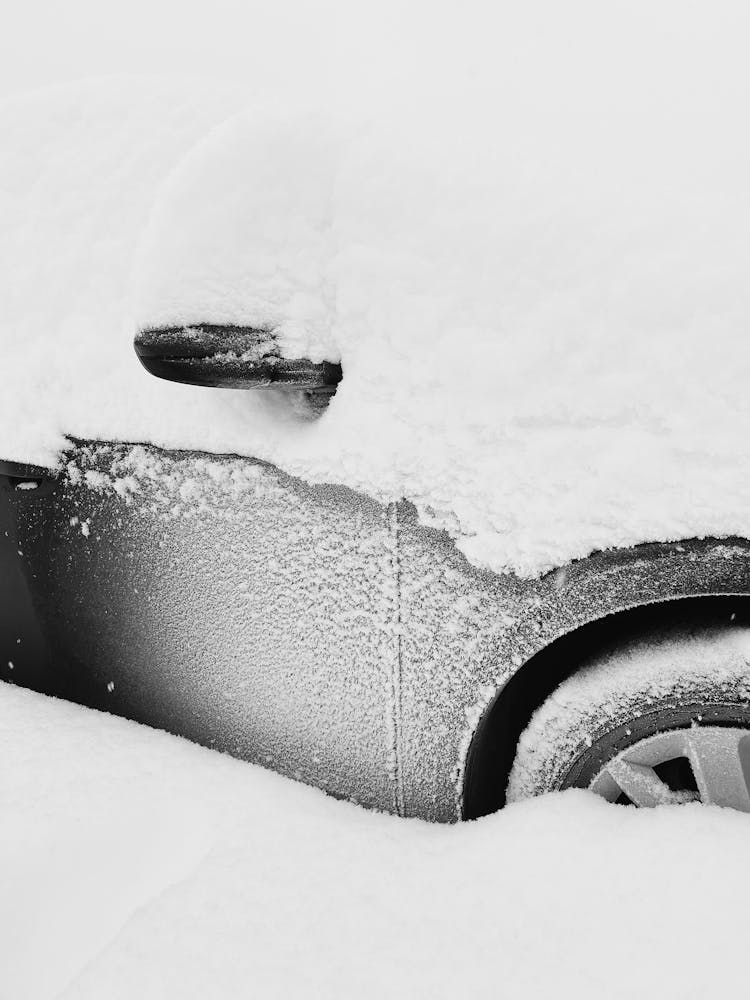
(4, 679, 750, 1000)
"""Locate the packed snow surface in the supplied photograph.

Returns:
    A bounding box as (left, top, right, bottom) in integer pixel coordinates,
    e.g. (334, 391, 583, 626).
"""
(3, 5, 750, 575)
(3, 679, 749, 1000)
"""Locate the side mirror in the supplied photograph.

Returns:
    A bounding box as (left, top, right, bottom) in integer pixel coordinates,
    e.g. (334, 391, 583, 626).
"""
(134, 325, 342, 397)
(0, 460, 56, 496)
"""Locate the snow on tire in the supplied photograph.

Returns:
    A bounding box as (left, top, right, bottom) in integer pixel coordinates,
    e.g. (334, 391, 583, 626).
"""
(506, 623, 750, 808)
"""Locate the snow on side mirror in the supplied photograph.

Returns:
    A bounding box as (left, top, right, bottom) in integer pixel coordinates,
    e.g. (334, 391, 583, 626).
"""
(134, 325, 342, 397)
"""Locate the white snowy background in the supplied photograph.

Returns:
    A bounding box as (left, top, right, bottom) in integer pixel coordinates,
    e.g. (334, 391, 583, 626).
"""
(2, 2, 750, 997)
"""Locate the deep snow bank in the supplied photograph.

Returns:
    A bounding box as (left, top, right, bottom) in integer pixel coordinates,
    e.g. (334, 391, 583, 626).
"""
(3, 5, 750, 575)
(2, 680, 749, 1000)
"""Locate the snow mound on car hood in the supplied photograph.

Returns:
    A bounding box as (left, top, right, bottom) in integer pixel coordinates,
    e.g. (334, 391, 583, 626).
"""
(133, 12, 750, 577)
(4, 5, 750, 576)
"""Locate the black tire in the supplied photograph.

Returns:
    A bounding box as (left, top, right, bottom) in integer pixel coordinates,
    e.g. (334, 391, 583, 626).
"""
(506, 624, 750, 805)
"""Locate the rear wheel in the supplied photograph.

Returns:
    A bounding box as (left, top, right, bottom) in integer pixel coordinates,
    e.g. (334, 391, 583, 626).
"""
(506, 624, 750, 811)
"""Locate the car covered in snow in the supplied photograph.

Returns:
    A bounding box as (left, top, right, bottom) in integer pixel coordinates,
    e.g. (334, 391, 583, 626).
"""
(3, 78, 750, 821)
(4, 326, 750, 820)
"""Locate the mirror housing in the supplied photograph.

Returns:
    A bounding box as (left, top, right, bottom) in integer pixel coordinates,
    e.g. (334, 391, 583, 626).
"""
(134, 325, 342, 395)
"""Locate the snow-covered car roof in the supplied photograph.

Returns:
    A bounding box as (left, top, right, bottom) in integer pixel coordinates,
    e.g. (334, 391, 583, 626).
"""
(3, 12, 750, 577)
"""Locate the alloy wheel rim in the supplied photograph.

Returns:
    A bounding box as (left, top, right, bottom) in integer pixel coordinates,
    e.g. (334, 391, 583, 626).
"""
(589, 725, 750, 810)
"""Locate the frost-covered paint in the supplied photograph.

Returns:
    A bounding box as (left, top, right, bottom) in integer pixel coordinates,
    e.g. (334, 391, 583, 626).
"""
(5, 443, 750, 821)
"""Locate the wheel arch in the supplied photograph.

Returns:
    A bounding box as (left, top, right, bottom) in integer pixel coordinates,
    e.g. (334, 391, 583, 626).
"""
(461, 538, 750, 820)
